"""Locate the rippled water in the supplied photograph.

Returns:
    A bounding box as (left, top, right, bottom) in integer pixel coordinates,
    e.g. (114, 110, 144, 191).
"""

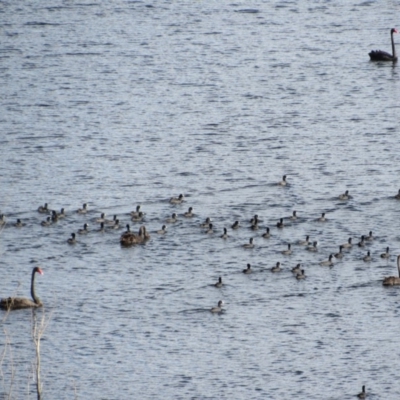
(2, 1, 400, 399)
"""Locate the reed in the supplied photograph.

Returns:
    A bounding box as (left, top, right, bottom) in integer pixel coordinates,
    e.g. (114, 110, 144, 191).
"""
(0, 306, 52, 400)
(0, 326, 15, 400)
(31, 308, 51, 400)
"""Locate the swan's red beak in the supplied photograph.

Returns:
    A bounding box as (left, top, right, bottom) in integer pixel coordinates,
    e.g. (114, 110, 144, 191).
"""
(37, 268, 44, 275)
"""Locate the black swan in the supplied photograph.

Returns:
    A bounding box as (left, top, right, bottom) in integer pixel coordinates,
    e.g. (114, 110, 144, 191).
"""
(120, 225, 149, 246)
(382, 255, 400, 286)
(0, 267, 44, 310)
(369, 28, 398, 61)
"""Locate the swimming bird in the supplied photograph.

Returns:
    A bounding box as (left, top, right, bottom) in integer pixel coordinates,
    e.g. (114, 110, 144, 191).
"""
(231, 220, 240, 230)
(291, 264, 302, 274)
(14, 219, 25, 227)
(120, 226, 143, 246)
(276, 218, 284, 229)
(37, 203, 49, 213)
(242, 264, 252, 274)
(40, 217, 51, 227)
(382, 255, 400, 285)
(220, 228, 229, 239)
(320, 254, 334, 267)
(250, 215, 259, 230)
(357, 385, 366, 399)
(184, 207, 194, 217)
(109, 219, 120, 230)
(338, 190, 350, 200)
(306, 241, 318, 252)
(166, 213, 177, 223)
(130, 205, 141, 218)
(131, 211, 144, 222)
(157, 225, 167, 234)
(262, 227, 271, 238)
(78, 223, 89, 234)
(335, 245, 344, 259)
(297, 235, 310, 246)
(169, 194, 184, 204)
(98, 222, 105, 233)
(290, 211, 297, 220)
(317, 212, 327, 222)
(57, 208, 66, 218)
(395, 189, 400, 200)
(251, 222, 259, 231)
(281, 243, 292, 255)
(205, 223, 213, 234)
(341, 238, 352, 249)
(296, 269, 306, 280)
(200, 217, 212, 228)
(0, 214, 5, 226)
(358, 235, 366, 247)
(140, 226, 151, 241)
(210, 300, 224, 313)
(363, 251, 371, 262)
(271, 262, 281, 272)
(96, 213, 106, 223)
(67, 233, 76, 244)
(380, 247, 390, 259)
(278, 175, 288, 186)
(0, 267, 44, 310)
(249, 214, 258, 224)
(365, 231, 374, 241)
(243, 238, 254, 248)
(214, 277, 223, 288)
(77, 203, 88, 214)
(357, 235, 365, 247)
(106, 215, 118, 225)
(51, 210, 58, 222)
(369, 28, 398, 61)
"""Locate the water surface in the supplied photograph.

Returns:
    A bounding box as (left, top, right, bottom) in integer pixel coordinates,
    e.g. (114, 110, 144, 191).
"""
(1, 1, 400, 399)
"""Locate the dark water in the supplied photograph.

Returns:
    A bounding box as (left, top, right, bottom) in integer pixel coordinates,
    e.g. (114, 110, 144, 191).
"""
(2, 1, 400, 399)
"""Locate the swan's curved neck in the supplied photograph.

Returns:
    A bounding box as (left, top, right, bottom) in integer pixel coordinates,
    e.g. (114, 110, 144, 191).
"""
(31, 270, 41, 304)
(392, 31, 397, 58)
(397, 256, 400, 278)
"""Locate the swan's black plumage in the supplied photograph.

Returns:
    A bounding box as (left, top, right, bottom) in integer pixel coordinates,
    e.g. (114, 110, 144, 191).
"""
(0, 267, 43, 310)
(369, 28, 398, 61)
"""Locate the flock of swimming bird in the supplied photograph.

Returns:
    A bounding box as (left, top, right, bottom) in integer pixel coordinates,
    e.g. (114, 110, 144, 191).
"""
(1, 174, 399, 397)
(0, 25, 397, 398)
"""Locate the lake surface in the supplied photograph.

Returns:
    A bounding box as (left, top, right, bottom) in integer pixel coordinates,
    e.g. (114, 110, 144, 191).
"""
(1, 1, 400, 398)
